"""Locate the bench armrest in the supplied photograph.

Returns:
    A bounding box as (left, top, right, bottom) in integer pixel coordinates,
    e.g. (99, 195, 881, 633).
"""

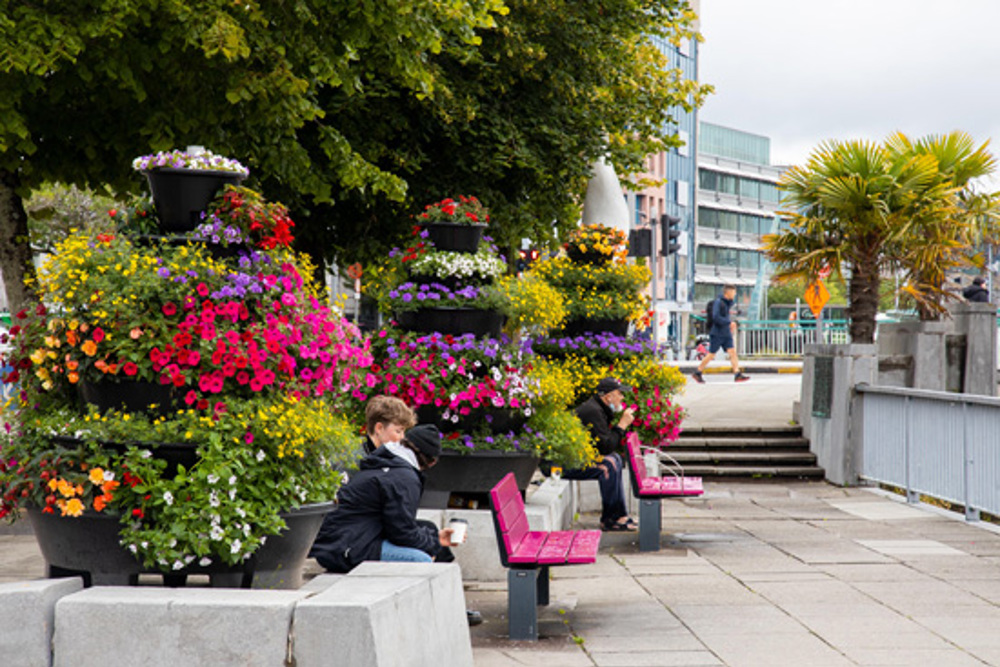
(639, 445, 684, 479)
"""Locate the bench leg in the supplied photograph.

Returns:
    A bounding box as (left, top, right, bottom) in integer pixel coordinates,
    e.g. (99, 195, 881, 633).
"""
(536, 565, 550, 606)
(639, 497, 662, 552)
(508, 568, 539, 641)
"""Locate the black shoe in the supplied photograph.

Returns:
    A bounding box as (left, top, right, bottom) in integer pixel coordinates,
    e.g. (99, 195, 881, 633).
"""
(734, 372, 750, 383)
(467, 610, 483, 626)
(691, 371, 705, 384)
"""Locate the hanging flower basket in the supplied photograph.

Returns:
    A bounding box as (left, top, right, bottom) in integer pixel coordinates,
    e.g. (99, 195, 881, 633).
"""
(421, 222, 487, 253)
(77, 379, 177, 416)
(395, 307, 505, 338)
(560, 317, 630, 337)
(143, 168, 246, 233)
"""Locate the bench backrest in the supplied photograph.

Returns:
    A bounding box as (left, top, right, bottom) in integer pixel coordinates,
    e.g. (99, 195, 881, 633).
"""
(489, 472, 527, 568)
(624, 432, 646, 497)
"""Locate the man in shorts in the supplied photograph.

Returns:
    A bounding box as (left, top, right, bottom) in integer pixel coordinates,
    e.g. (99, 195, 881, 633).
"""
(691, 284, 749, 383)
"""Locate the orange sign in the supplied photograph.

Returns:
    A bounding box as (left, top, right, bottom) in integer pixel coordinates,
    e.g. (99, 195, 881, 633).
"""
(805, 280, 830, 317)
(346, 263, 363, 280)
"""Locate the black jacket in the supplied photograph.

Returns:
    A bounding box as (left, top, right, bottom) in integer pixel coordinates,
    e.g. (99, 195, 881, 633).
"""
(309, 446, 441, 573)
(963, 284, 990, 303)
(710, 296, 734, 336)
(575, 394, 625, 456)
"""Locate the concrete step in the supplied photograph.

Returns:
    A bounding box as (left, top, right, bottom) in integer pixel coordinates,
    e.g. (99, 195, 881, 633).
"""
(667, 450, 818, 465)
(679, 425, 803, 438)
(673, 464, 826, 479)
(671, 437, 810, 450)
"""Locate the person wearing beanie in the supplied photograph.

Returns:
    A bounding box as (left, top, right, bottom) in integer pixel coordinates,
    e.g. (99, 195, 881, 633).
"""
(310, 423, 454, 572)
(561, 377, 638, 532)
(963, 277, 990, 303)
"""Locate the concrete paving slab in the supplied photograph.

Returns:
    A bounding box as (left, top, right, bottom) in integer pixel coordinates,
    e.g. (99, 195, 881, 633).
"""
(843, 647, 987, 666)
(745, 579, 876, 606)
(588, 650, 723, 667)
(856, 538, 967, 557)
(816, 563, 934, 582)
(827, 500, 936, 521)
(702, 633, 855, 667)
(908, 615, 1000, 649)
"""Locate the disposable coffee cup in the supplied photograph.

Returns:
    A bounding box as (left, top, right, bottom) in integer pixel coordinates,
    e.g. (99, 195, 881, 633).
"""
(550, 466, 563, 481)
(448, 518, 468, 545)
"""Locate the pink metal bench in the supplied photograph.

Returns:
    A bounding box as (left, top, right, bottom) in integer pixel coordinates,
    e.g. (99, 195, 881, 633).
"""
(624, 432, 704, 551)
(489, 472, 601, 640)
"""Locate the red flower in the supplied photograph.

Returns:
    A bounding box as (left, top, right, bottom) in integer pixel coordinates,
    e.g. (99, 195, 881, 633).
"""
(92, 327, 105, 343)
(123, 362, 138, 376)
(162, 302, 177, 316)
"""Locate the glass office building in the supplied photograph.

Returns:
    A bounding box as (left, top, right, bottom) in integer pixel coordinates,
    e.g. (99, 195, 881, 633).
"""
(694, 122, 786, 318)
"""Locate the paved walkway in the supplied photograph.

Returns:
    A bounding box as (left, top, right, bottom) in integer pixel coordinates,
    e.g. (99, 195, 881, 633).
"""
(468, 481, 1000, 666)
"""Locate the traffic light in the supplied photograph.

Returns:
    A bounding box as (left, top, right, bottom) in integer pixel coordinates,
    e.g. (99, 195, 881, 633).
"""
(660, 214, 681, 255)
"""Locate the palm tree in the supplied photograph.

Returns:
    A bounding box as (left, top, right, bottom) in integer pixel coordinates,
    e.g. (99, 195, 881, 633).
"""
(887, 132, 1000, 319)
(764, 132, 1000, 344)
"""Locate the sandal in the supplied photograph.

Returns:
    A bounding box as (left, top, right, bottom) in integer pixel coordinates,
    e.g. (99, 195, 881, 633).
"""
(602, 521, 631, 532)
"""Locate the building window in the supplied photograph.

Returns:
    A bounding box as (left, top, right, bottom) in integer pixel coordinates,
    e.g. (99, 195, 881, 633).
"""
(677, 180, 689, 207)
(678, 130, 690, 157)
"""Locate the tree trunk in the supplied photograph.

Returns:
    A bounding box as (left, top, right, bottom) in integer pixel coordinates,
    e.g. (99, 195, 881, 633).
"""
(847, 257, 880, 344)
(0, 169, 36, 314)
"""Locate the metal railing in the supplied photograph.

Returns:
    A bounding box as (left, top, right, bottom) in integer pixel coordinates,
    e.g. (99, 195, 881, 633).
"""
(734, 319, 851, 358)
(856, 385, 1000, 521)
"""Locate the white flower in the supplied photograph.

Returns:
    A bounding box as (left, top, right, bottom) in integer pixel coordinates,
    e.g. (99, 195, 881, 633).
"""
(256, 450, 266, 462)
(228, 476, 237, 486)
(242, 523, 251, 536)
(128, 544, 137, 554)
(163, 491, 174, 506)
(235, 507, 246, 519)
(209, 492, 220, 508)
(231, 539, 242, 554)
(168, 538, 177, 548)
(199, 557, 212, 567)
(140, 450, 152, 459)
(103, 471, 115, 482)
(229, 488, 236, 500)
(210, 525, 225, 541)
(172, 560, 185, 571)
(207, 474, 220, 485)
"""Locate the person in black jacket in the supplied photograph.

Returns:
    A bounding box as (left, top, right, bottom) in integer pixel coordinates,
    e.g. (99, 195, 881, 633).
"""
(360, 394, 417, 457)
(563, 377, 637, 531)
(963, 277, 990, 303)
(310, 424, 455, 572)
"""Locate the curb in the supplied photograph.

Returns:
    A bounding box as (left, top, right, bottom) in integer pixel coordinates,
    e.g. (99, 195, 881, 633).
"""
(673, 366, 803, 375)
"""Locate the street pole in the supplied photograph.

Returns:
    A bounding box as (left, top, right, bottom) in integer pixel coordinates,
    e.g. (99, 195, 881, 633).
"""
(650, 227, 659, 346)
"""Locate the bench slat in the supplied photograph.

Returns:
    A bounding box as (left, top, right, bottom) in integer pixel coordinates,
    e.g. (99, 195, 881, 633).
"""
(496, 492, 525, 533)
(509, 531, 548, 564)
(536, 531, 575, 564)
(566, 530, 601, 564)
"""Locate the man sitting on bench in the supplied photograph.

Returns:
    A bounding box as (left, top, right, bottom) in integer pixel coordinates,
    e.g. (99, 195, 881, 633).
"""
(562, 377, 637, 532)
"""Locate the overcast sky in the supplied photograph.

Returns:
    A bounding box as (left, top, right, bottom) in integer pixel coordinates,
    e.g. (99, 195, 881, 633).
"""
(697, 0, 1000, 167)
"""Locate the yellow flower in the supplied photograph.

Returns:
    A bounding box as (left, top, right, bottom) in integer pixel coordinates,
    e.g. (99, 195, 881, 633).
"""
(62, 498, 85, 517)
(88, 467, 106, 485)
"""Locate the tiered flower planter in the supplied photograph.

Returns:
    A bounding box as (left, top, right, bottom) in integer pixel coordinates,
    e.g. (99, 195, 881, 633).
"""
(142, 168, 246, 233)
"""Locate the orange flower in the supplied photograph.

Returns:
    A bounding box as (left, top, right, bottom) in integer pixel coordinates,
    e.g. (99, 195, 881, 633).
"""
(101, 480, 120, 494)
(55, 479, 76, 498)
(88, 468, 106, 485)
(68, 371, 80, 384)
(65, 359, 79, 371)
(81, 340, 98, 356)
(93, 495, 108, 512)
(130, 328, 144, 340)
(66, 330, 79, 346)
(62, 498, 84, 517)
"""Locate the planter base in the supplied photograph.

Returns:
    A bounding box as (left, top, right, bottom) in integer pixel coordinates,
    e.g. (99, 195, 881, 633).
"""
(420, 451, 538, 509)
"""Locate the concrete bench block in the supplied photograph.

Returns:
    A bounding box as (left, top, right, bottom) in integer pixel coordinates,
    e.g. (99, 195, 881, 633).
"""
(526, 478, 573, 530)
(298, 572, 343, 595)
(0, 578, 82, 667)
(53, 587, 309, 667)
(293, 562, 472, 667)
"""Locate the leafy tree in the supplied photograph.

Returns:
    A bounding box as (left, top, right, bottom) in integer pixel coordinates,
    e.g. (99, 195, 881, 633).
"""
(242, 0, 711, 268)
(0, 0, 504, 312)
(763, 132, 1000, 344)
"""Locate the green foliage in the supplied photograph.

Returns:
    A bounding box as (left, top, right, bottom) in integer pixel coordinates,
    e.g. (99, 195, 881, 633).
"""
(24, 183, 118, 254)
(533, 255, 651, 322)
(764, 131, 1000, 342)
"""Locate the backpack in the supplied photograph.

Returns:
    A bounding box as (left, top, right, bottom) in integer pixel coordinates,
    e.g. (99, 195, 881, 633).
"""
(704, 298, 716, 330)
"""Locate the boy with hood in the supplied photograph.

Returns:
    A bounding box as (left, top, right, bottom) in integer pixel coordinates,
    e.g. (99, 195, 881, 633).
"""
(310, 424, 453, 571)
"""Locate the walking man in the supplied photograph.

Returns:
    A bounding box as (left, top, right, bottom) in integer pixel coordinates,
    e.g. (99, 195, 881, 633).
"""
(692, 284, 749, 383)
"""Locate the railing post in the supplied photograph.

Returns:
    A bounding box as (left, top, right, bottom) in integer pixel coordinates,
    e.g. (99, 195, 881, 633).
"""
(963, 402, 980, 522)
(905, 396, 919, 504)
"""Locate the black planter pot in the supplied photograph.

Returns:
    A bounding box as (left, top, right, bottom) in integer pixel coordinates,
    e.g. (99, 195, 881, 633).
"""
(421, 222, 486, 253)
(27, 508, 254, 587)
(560, 317, 630, 337)
(143, 168, 246, 233)
(415, 404, 526, 435)
(395, 307, 504, 338)
(419, 450, 539, 509)
(50, 435, 198, 481)
(78, 379, 177, 416)
(251, 501, 334, 589)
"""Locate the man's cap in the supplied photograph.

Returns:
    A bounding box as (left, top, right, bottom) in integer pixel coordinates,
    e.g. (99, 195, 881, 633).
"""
(973, 277, 985, 286)
(406, 424, 441, 459)
(595, 377, 629, 395)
